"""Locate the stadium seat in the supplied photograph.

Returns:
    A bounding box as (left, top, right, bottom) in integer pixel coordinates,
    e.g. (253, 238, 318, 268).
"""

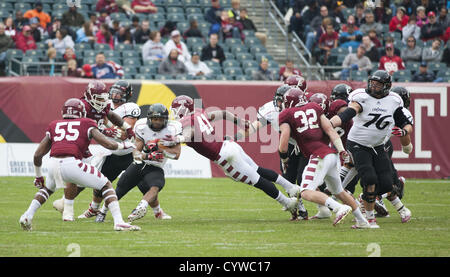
(121, 50, 140, 59)
(241, 60, 258, 68)
(24, 49, 44, 57)
(166, 6, 184, 14)
(250, 46, 267, 55)
(211, 67, 222, 75)
(244, 37, 262, 47)
(74, 43, 93, 52)
(110, 13, 128, 22)
(148, 13, 166, 22)
(116, 43, 133, 51)
(187, 14, 205, 22)
(243, 30, 256, 38)
(351, 70, 368, 80)
(198, 0, 211, 8)
(6, 49, 23, 60)
(165, 0, 183, 7)
(83, 50, 96, 58)
(222, 60, 240, 68)
(123, 58, 142, 67)
(331, 47, 349, 56)
(15, 3, 32, 11)
(224, 67, 243, 76)
(83, 57, 96, 65)
(185, 7, 202, 14)
(234, 75, 250, 81)
(167, 13, 186, 22)
(94, 43, 112, 51)
(225, 38, 241, 46)
(144, 59, 160, 67)
(396, 76, 411, 82)
(231, 45, 248, 55)
(437, 69, 450, 78)
(191, 44, 203, 54)
(154, 74, 169, 80)
(139, 67, 158, 75)
(182, 0, 199, 8)
(235, 52, 253, 61)
(102, 50, 115, 58)
(177, 22, 190, 32)
(134, 74, 152, 80)
(224, 52, 235, 60)
(428, 62, 447, 73)
(393, 70, 412, 81)
(123, 67, 138, 75)
(186, 37, 203, 47)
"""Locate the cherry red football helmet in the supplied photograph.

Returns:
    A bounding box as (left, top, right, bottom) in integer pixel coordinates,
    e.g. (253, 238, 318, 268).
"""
(282, 88, 308, 110)
(84, 80, 109, 112)
(284, 75, 307, 91)
(62, 98, 86, 119)
(171, 95, 194, 120)
(309, 93, 330, 114)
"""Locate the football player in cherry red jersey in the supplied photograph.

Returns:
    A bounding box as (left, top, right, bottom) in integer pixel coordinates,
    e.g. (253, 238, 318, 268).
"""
(163, 95, 301, 217)
(278, 88, 372, 228)
(234, 84, 309, 220)
(19, 98, 140, 231)
(53, 80, 138, 221)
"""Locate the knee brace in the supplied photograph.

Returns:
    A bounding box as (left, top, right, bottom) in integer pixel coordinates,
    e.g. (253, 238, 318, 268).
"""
(362, 185, 377, 203)
(358, 166, 378, 188)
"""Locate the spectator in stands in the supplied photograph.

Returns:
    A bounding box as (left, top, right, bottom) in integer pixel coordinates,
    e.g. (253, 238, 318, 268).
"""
(24, 1, 51, 29)
(318, 23, 339, 65)
(29, 17, 42, 43)
(288, 7, 304, 38)
(76, 21, 96, 43)
(419, 0, 438, 15)
(96, 23, 114, 50)
(389, 6, 409, 33)
(110, 20, 121, 37)
(64, 58, 82, 77)
(116, 0, 136, 15)
(367, 29, 381, 48)
(45, 47, 57, 76)
(0, 23, 14, 76)
(442, 41, 450, 66)
(354, 3, 366, 27)
(131, 0, 158, 14)
(339, 17, 363, 50)
(373, 0, 391, 24)
(96, 0, 119, 14)
(379, 43, 405, 75)
(81, 64, 94, 78)
(62, 6, 85, 28)
(133, 20, 151, 44)
(96, 9, 113, 29)
(340, 44, 372, 80)
(91, 52, 123, 79)
(253, 57, 275, 81)
(279, 59, 302, 81)
(239, 8, 267, 46)
(130, 16, 140, 35)
(361, 35, 380, 63)
(360, 11, 383, 36)
(412, 62, 438, 82)
(47, 29, 75, 55)
(142, 30, 164, 62)
(115, 26, 133, 44)
(438, 6, 450, 28)
(421, 11, 444, 41)
(340, 15, 360, 33)
(220, 11, 243, 42)
(158, 48, 188, 76)
(201, 33, 226, 65)
(160, 21, 177, 40)
(416, 6, 429, 28)
(331, 1, 345, 25)
(88, 13, 99, 34)
(302, 1, 320, 29)
(16, 25, 36, 53)
(402, 15, 421, 44)
(183, 19, 204, 41)
(164, 30, 191, 64)
(422, 38, 443, 63)
(380, 36, 400, 56)
(63, 47, 81, 67)
(304, 5, 334, 52)
(228, 15, 245, 42)
(185, 52, 212, 77)
(401, 36, 422, 64)
(4, 17, 17, 38)
(228, 0, 241, 20)
(205, 0, 224, 35)
(14, 11, 27, 31)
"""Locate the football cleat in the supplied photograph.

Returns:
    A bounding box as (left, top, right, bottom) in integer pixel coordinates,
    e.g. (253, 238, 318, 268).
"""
(310, 205, 332, 219)
(358, 193, 366, 215)
(78, 206, 100, 219)
(114, 223, 141, 231)
(367, 218, 380, 228)
(287, 185, 301, 198)
(127, 206, 148, 222)
(374, 198, 390, 217)
(398, 206, 411, 223)
(155, 209, 172, 220)
(351, 220, 376, 229)
(95, 212, 107, 223)
(333, 205, 352, 226)
(19, 214, 32, 231)
(297, 198, 308, 220)
(52, 198, 64, 213)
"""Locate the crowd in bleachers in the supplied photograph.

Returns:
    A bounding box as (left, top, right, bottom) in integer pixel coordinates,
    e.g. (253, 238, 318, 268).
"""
(0, 0, 291, 81)
(280, 0, 450, 82)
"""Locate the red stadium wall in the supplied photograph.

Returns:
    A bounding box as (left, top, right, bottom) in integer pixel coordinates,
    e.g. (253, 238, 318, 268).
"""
(0, 77, 448, 179)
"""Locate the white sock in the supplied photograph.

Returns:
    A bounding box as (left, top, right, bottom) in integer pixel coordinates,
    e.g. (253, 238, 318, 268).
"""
(64, 199, 74, 215)
(389, 196, 404, 211)
(138, 199, 149, 209)
(152, 204, 161, 214)
(100, 204, 108, 214)
(340, 166, 350, 180)
(107, 200, 125, 225)
(366, 209, 375, 219)
(275, 191, 290, 207)
(325, 197, 342, 212)
(90, 201, 100, 210)
(25, 199, 41, 219)
(352, 208, 367, 223)
(275, 175, 295, 191)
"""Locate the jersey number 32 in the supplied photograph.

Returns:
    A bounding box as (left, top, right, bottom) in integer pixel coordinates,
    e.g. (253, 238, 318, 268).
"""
(294, 109, 319, 133)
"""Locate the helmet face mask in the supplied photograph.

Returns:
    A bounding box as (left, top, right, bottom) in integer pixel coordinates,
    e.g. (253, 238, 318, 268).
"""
(273, 84, 291, 111)
(147, 103, 169, 131)
(62, 98, 86, 119)
(109, 81, 133, 104)
(171, 95, 194, 120)
(84, 81, 109, 112)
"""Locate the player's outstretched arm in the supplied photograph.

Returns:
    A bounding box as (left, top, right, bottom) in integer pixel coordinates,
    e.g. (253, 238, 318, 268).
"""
(320, 114, 344, 152)
(208, 110, 250, 129)
(278, 123, 291, 174)
(235, 120, 263, 141)
(107, 111, 135, 139)
(91, 128, 135, 151)
(163, 143, 181, 160)
(33, 136, 52, 167)
(330, 101, 361, 128)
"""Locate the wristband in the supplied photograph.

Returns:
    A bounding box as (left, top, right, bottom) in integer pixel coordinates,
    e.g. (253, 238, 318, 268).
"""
(163, 150, 177, 159)
(116, 142, 124, 150)
(402, 143, 413, 154)
(279, 150, 289, 160)
(332, 138, 345, 153)
(122, 121, 131, 130)
(35, 165, 42, 177)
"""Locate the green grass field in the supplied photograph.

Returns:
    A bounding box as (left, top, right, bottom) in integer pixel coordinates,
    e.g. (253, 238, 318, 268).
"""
(1, 177, 449, 257)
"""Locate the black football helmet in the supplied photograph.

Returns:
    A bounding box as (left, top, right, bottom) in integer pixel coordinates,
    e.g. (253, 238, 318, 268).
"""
(147, 103, 169, 131)
(331, 83, 352, 102)
(273, 84, 291, 111)
(391, 86, 410, 109)
(109, 80, 133, 103)
(366, 70, 392, 99)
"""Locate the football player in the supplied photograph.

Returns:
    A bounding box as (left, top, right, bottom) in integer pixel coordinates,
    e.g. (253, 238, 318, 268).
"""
(329, 70, 413, 228)
(20, 98, 139, 231)
(234, 84, 308, 220)
(284, 74, 308, 93)
(52, 81, 136, 221)
(109, 103, 181, 222)
(162, 95, 300, 216)
(76, 81, 141, 221)
(278, 88, 372, 228)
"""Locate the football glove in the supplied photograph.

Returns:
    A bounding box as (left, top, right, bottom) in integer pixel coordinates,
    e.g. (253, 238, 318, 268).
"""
(392, 126, 408, 137)
(34, 176, 45, 189)
(339, 151, 350, 165)
(143, 139, 159, 153)
(125, 127, 135, 139)
(102, 127, 122, 140)
(146, 151, 164, 162)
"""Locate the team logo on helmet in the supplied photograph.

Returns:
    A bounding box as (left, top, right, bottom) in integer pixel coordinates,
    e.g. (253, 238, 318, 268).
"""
(309, 93, 330, 114)
(282, 88, 308, 110)
(62, 98, 86, 119)
(171, 95, 194, 120)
